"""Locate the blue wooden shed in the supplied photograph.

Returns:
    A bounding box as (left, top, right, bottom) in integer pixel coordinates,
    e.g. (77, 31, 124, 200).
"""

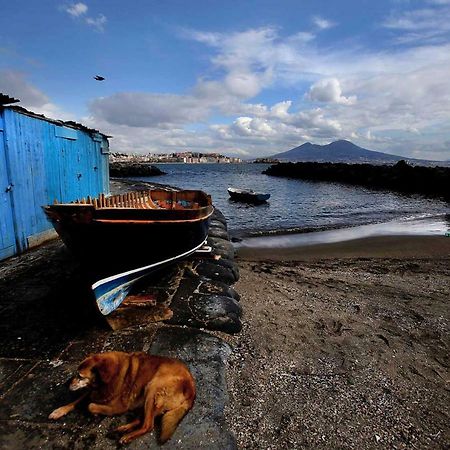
(0, 94, 110, 261)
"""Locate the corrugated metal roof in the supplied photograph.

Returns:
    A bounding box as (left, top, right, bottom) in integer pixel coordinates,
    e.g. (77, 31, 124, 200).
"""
(0, 93, 111, 138)
(0, 93, 20, 105)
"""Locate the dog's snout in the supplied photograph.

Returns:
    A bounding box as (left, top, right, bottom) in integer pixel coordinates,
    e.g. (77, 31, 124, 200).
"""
(70, 376, 90, 391)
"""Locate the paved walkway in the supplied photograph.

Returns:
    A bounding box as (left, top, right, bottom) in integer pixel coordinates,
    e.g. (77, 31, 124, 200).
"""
(0, 203, 240, 449)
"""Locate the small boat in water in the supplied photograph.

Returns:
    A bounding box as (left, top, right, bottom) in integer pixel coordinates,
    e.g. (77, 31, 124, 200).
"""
(228, 187, 270, 204)
(44, 189, 213, 315)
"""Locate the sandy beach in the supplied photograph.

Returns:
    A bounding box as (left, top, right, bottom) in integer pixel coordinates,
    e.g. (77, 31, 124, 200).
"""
(226, 235, 450, 449)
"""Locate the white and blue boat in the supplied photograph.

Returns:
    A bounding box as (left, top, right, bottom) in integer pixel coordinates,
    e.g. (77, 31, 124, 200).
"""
(45, 189, 213, 315)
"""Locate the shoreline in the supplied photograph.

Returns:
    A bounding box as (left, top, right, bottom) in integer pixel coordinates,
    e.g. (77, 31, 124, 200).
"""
(236, 234, 450, 260)
(231, 211, 449, 239)
(234, 213, 450, 260)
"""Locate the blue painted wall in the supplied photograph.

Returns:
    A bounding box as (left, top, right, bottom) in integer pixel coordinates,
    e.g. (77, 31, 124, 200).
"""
(0, 107, 109, 259)
(0, 114, 16, 260)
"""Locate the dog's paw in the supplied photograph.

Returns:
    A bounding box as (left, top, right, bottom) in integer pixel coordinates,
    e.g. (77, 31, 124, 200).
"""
(119, 435, 132, 445)
(48, 407, 68, 420)
(88, 403, 100, 415)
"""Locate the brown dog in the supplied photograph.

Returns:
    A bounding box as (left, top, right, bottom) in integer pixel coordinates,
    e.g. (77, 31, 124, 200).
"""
(49, 351, 196, 444)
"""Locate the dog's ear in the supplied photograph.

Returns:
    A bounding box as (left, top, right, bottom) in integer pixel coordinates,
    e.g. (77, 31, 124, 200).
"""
(77, 355, 97, 378)
(94, 354, 119, 384)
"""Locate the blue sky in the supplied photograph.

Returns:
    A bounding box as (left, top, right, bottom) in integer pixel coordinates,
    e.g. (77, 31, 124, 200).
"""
(1, 0, 450, 160)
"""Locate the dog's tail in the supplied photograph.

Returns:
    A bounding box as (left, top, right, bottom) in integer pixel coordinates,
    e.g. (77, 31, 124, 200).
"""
(159, 379, 195, 444)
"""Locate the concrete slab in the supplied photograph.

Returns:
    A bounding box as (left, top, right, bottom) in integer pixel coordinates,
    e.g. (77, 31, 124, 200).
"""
(0, 328, 237, 449)
(0, 359, 37, 398)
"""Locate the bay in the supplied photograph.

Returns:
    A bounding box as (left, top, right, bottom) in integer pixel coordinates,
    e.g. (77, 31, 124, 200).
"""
(136, 163, 449, 237)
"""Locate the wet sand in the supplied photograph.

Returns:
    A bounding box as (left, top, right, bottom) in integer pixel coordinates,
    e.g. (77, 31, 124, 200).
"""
(226, 235, 450, 449)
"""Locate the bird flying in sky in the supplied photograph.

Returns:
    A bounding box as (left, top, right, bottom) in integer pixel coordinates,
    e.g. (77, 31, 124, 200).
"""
(94, 75, 105, 81)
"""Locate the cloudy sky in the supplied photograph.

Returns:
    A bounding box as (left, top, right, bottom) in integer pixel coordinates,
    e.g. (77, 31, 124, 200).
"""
(1, 0, 450, 160)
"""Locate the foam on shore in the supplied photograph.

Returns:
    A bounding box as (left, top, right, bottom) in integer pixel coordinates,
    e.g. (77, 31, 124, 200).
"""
(235, 215, 450, 260)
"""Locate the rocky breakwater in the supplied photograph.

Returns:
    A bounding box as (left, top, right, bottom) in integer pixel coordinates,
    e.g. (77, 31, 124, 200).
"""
(264, 160, 450, 201)
(109, 161, 166, 177)
(166, 208, 242, 334)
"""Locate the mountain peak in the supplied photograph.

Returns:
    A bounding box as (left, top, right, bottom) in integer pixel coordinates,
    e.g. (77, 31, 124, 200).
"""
(271, 140, 407, 163)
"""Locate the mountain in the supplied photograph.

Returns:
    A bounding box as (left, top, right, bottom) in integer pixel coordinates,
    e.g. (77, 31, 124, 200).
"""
(271, 140, 411, 163)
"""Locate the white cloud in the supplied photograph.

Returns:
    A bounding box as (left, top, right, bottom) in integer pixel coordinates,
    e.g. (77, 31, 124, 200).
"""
(186, 27, 278, 99)
(307, 78, 356, 105)
(65, 2, 88, 17)
(224, 71, 262, 98)
(312, 16, 336, 30)
(270, 101, 292, 119)
(90, 92, 211, 127)
(231, 117, 275, 137)
(62, 2, 107, 32)
(0, 69, 49, 107)
(85, 14, 107, 32)
(383, 3, 450, 43)
(0, 70, 74, 120)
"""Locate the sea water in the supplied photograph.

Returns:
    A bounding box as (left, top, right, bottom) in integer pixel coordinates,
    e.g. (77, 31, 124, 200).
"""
(136, 163, 449, 237)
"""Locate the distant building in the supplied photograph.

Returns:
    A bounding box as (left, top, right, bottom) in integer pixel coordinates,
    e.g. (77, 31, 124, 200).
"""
(253, 157, 280, 164)
(0, 94, 110, 260)
(110, 151, 242, 164)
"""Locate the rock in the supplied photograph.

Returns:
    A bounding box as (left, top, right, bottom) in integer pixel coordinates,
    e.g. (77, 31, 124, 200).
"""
(209, 219, 228, 231)
(109, 162, 166, 177)
(209, 226, 230, 240)
(168, 258, 242, 333)
(193, 260, 239, 285)
(191, 294, 242, 333)
(196, 278, 240, 301)
(264, 161, 450, 201)
(208, 237, 235, 260)
(214, 258, 240, 282)
(168, 291, 242, 334)
(175, 275, 240, 301)
(211, 210, 228, 228)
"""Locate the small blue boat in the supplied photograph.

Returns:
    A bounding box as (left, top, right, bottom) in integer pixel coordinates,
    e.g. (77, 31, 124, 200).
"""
(45, 189, 213, 315)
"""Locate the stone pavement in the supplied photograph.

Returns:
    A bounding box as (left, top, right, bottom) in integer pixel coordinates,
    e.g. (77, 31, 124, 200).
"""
(0, 207, 241, 449)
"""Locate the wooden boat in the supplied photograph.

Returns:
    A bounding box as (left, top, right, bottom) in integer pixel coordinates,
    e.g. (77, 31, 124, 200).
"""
(228, 187, 270, 204)
(44, 190, 213, 315)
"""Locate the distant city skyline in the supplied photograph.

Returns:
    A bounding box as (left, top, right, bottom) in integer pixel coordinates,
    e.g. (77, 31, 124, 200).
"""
(1, 0, 450, 161)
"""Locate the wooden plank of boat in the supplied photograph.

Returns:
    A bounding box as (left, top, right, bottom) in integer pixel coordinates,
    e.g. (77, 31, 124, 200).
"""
(228, 187, 270, 203)
(44, 189, 213, 315)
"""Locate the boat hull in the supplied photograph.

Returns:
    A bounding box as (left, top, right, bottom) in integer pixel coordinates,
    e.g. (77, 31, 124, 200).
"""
(45, 189, 213, 315)
(228, 188, 270, 204)
(52, 217, 211, 315)
(92, 237, 207, 315)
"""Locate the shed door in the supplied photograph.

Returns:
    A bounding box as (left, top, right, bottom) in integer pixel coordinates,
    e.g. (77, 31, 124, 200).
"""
(0, 128, 16, 259)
